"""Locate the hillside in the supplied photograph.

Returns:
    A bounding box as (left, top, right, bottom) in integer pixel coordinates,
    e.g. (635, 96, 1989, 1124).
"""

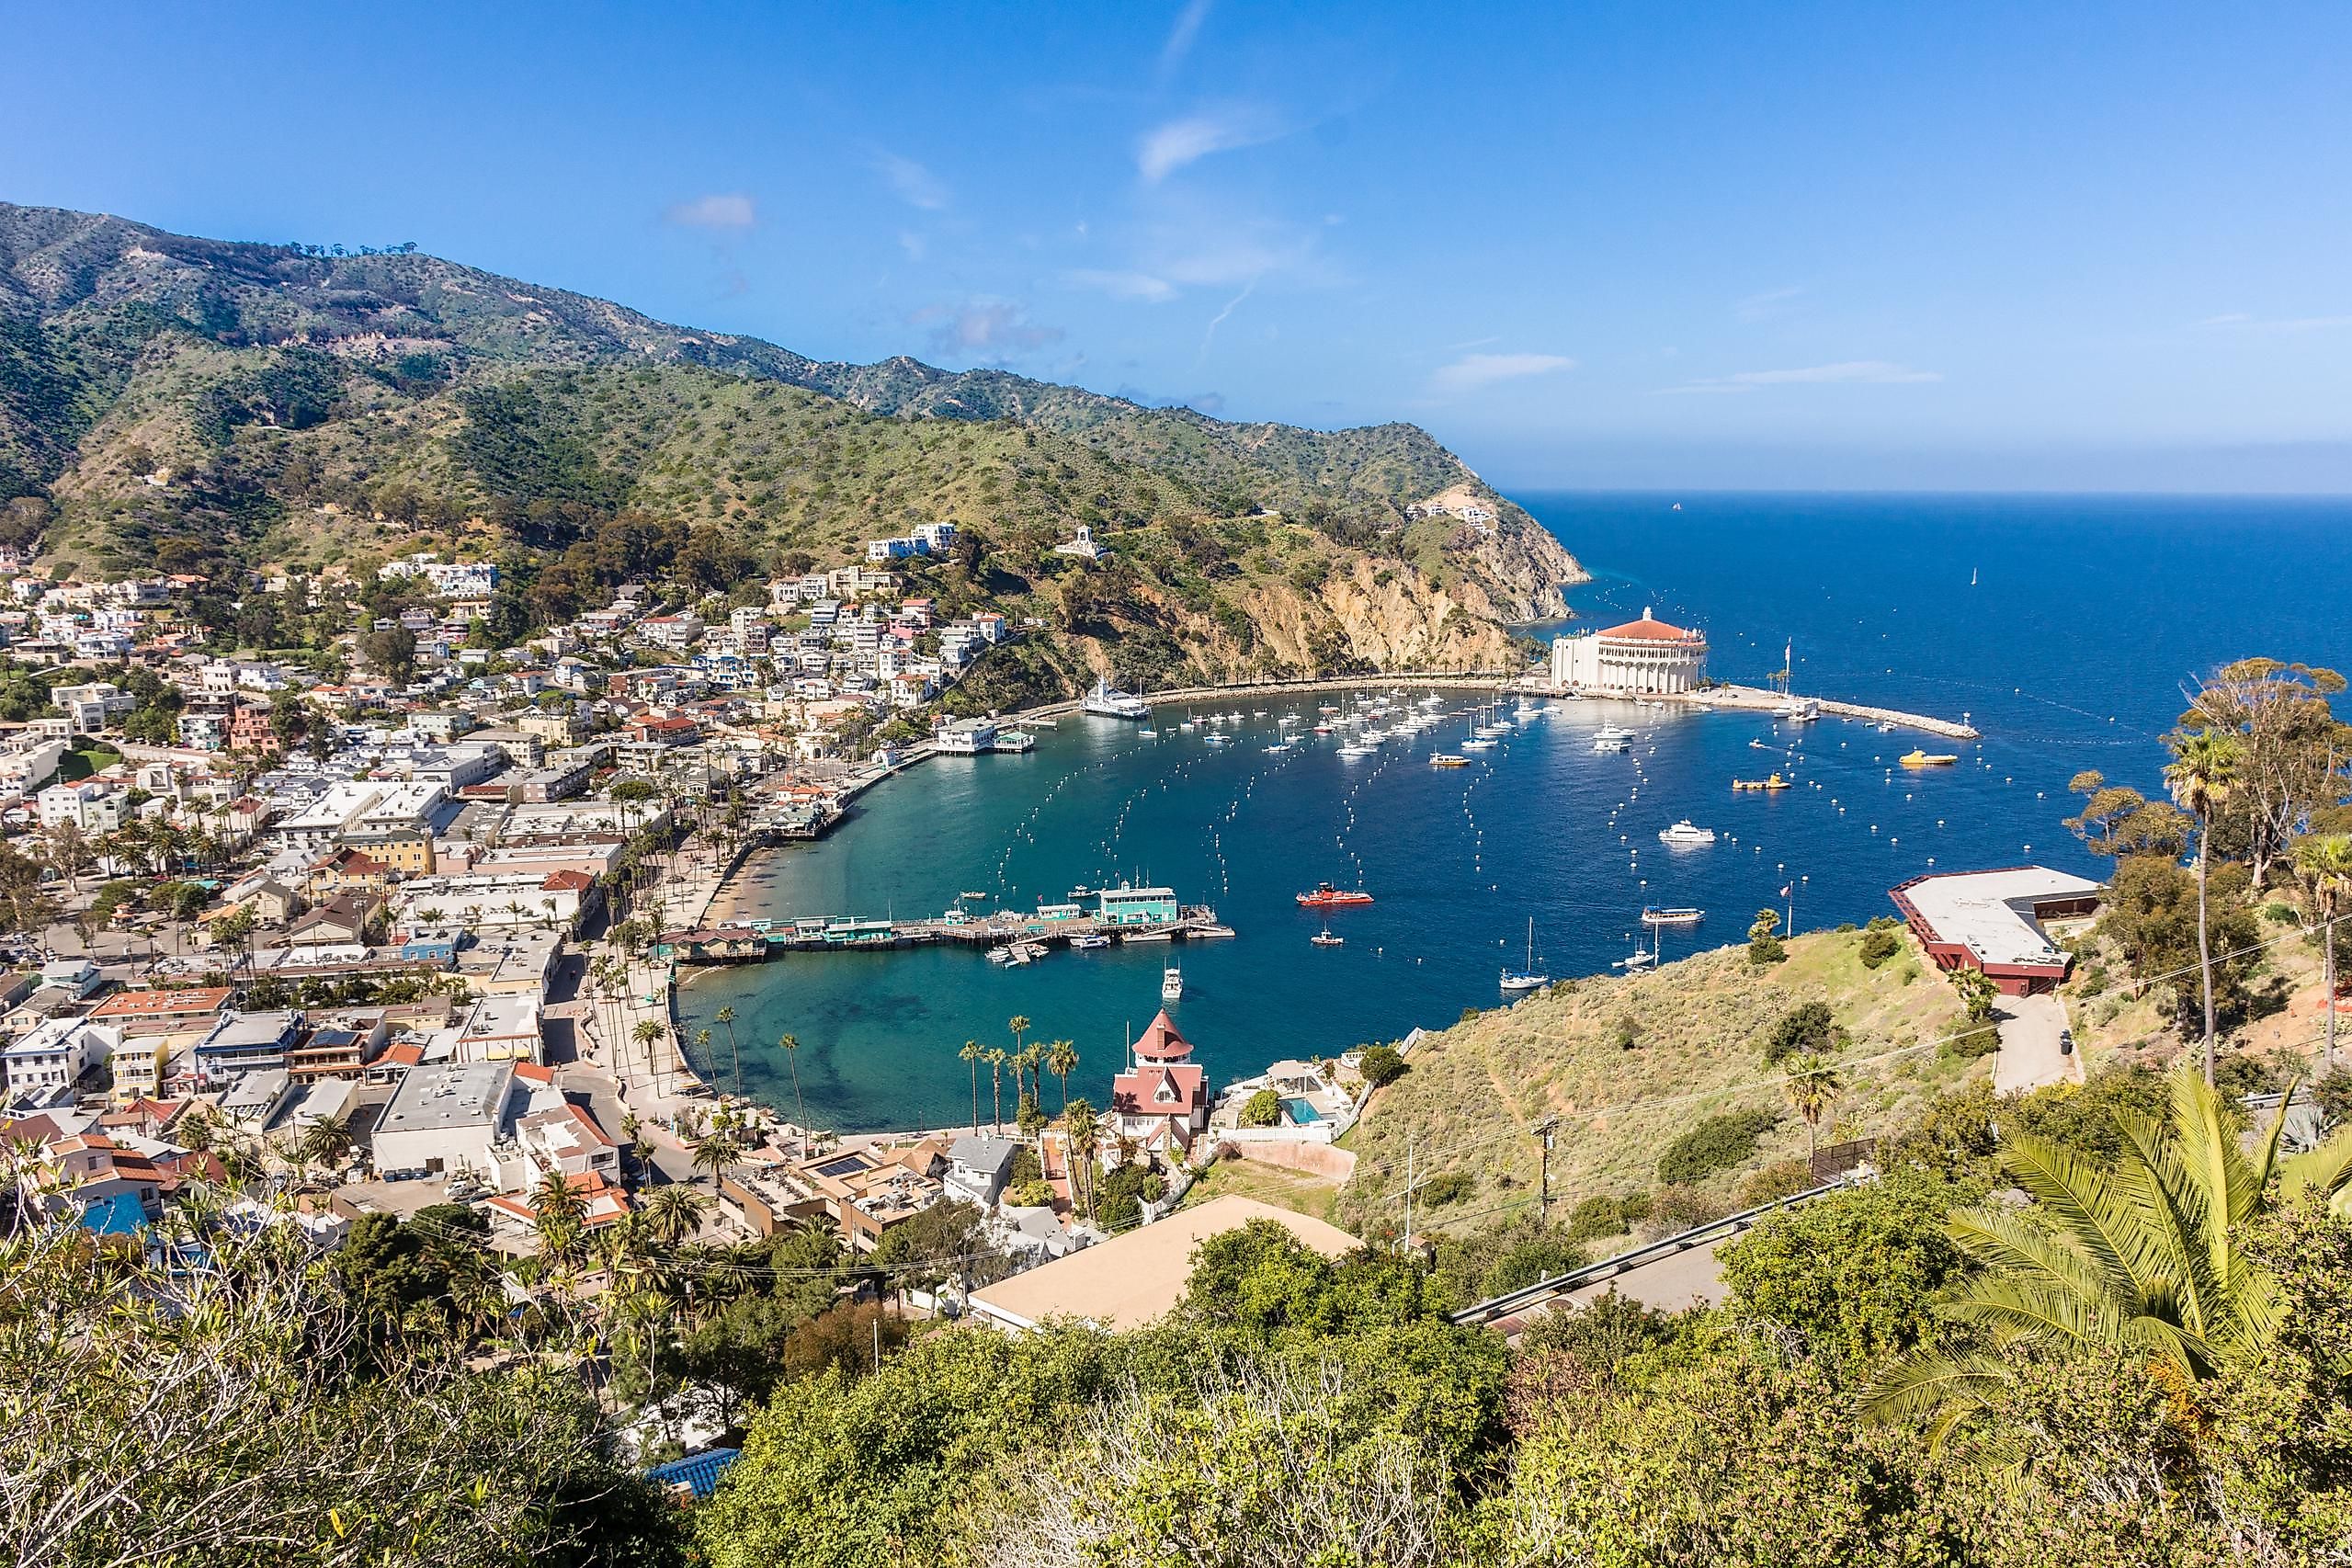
(0, 203, 1585, 686)
(1337, 926, 1980, 1234)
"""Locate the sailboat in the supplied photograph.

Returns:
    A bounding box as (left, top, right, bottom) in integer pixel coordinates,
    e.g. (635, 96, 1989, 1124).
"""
(1500, 918, 1548, 994)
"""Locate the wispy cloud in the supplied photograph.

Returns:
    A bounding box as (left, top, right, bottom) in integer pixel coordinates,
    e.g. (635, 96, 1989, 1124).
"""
(1065, 268, 1177, 303)
(910, 298, 1062, 362)
(2199, 311, 2352, 333)
(1666, 359, 1942, 393)
(1429, 351, 1575, 397)
(1198, 279, 1256, 361)
(1138, 105, 1286, 182)
(1161, 0, 1213, 72)
(1735, 285, 1804, 322)
(873, 151, 948, 210)
(664, 193, 756, 231)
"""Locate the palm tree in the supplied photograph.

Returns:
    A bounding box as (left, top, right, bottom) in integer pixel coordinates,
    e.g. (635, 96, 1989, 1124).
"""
(778, 1032, 809, 1154)
(296, 1114, 355, 1175)
(1008, 1013, 1030, 1064)
(960, 1040, 983, 1134)
(531, 1168, 591, 1274)
(2165, 727, 2247, 1085)
(641, 1182, 712, 1247)
(1782, 1054, 1842, 1165)
(2296, 833, 2352, 1070)
(1866, 1067, 2352, 1440)
(1065, 1097, 1101, 1222)
(714, 1004, 744, 1096)
(1047, 1038, 1079, 1111)
(1014, 1042, 1044, 1114)
(985, 1047, 1008, 1134)
(687, 1116, 740, 1191)
(631, 1017, 665, 1092)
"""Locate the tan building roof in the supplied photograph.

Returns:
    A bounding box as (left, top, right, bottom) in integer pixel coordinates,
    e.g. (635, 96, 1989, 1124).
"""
(968, 1194, 1360, 1333)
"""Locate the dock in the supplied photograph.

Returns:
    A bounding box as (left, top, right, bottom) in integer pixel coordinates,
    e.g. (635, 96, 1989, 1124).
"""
(1539, 681, 1979, 739)
(656, 906, 1230, 965)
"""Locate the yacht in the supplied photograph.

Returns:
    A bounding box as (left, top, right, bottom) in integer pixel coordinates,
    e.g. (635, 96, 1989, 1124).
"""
(1658, 820, 1718, 846)
(1500, 919, 1549, 994)
(1429, 752, 1470, 767)
(1070, 932, 1110, 950)
(1642, 906, 1706, 926)
(1203, 732, 1232, 747)
(1162, 963, 1184, 1000)
(1613, 946, 1657, 971)
(1336, 743, 1376, 758)
(1592, 725, 1633, 754)
(1460, 737, 1496, 752)
(1310, 926, 1345, 948)
(1082, 677, 1151, 720)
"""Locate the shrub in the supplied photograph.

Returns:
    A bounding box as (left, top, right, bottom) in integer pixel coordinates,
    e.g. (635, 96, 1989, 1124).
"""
(1647, 1184, 1726, 1232)
(1747, 909, 1787, 965)
(1417, 1171, 1473, 1208)
(1609, 1015, 1645, 1051)
(1239, 1088, 1282, 1127)
(1566, 1194, 1630, 1243)
(1007, 1179, 1053, 1208)
(1656, 1108, 1779, 1186)
(1758, 1002, 1838, 1067)
(1009, 1145, 1042, 1186)
(1478, 1230, 1584, 1298)
(1942, 1023, 2001, 1061)
(1857, 926, 1902, 969)
(1358, 1044, 1408, 1087)
(1719, 1174, 1969, 1370)
(1738, 1159, 1817, 1208)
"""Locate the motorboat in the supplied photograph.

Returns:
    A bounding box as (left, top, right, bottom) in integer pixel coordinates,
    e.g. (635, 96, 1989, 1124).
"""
(1592, 725, 1633, 754)
(1732, 773, 1792, 791)
(1613, 947, 1657, 971)
(1901, 749, 1960, 767)
(1137, 726, 1158, 738)
(1658, 820, 1717, 846)
(1069, 884, 1094, 898)
(1310, 927, 1345, 948)
(1336, 743, 1376, 758)
(1500, 918, 1549, 994)
(960, 891, 989, 901)
(1642, 906, 1705, 926)
(1297, 881, 1375, 908)
(1429, 753, 1469, 767)
(1204, 733, 1232, 747)
(1162, 963, 1184, 1000)
(1460, 737, 1496, 752)
(1070, 933, 1111, 950)
(1081, 677, 1150, 720)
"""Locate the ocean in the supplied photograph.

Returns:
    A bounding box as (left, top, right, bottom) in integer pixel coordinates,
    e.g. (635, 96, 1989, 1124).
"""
(678, 491, 2352, 1133)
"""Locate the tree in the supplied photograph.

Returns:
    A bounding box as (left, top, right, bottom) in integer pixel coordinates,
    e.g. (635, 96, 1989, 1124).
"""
(2166, 727, 2247, 1085)
(2296, 832, 2352, 1070)
(1065, 1097, 1100, 1221)
(1759, 1001, 1838, 1067)
(960, 1039, 983, 1134)
(778, 1031, 808, 1152)
(869, 1199, 997, 1297)
(1781, 1054, 1842, 1164)
(2180, 658, 2352, 892)
(642, 1182, 712, 1248)
(530, 1167, 591, 1275)
(714, 1003, 744, 1096)
(1240, 1087, 1283, 1127)
(295, 1113, 354, 1176)
(2063, 768, 2191, 860)
(1358, 1043, 1408, 1087)
(1047, 1037, 1078, 1111)
(1867, 1066, 2352, 1436)
(687, 1114, 741, 1192)
(986, 1047, 1008, 1134)
(631, 1017, 665, 1093)
(1747, 907, 1786, 964)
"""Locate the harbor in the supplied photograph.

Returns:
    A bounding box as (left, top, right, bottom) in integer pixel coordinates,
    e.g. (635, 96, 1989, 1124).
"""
(657, 884, 1230, 966)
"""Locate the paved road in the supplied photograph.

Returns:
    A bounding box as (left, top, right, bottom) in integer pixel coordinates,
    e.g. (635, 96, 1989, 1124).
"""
(1993, 992, 2078, 1094)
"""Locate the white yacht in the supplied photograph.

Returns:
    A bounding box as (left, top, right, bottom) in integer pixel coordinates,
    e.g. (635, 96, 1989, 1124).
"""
(1592, 724, 1633, 754)
(1082, 677, 1150, 720)
(1657, 820, 1718, 846)
(1336, 743, 1377, 758)
(1162, 963, 1184, 1000)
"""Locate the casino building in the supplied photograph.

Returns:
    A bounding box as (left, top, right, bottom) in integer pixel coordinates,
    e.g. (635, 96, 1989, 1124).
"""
(1550, 608, 1709, 695)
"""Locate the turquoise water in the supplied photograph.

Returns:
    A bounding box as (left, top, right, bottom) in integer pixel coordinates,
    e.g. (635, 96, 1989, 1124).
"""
(681, 491, 2352, 1133)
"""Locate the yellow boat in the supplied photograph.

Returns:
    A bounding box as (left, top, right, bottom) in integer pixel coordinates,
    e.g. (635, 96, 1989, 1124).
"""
(1732, 772, 1792, 791)
(1900, 749, 1960, 767)
(1429, 753, 1470, 767)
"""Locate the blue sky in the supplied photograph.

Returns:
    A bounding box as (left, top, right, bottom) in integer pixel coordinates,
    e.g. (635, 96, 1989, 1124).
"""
(6, 1, 2350, 491)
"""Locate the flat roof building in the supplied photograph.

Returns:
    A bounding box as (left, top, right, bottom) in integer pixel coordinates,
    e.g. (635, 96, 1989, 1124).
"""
(1889, 866, 2103, 996)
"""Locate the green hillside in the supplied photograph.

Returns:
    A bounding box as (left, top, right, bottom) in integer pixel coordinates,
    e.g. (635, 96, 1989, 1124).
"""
(0, 203, 1585, 685)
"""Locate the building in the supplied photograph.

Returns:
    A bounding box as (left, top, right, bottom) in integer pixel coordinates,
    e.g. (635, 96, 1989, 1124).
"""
(89, 986, 233, 1032)
(967, 1194, 1358, 1333)
(933, 717, 999, 755)
(1052, 524, 1109, 562)
(457, 994, 543, 1064)
(191, 1010, 303, 1082)
(3, 1018, 119, 1101)
(944, 1134, 1022, 1209)
(1889, 866, 2104, 996)
(785, 1143, 942, 1252)
(1096, 884, 1179, 926)
(370, 1059, 522, 1180)
(1549, 608, 1710, 695)
(38, 778, 129, 834)
(1109, 1010, 1210, 1153)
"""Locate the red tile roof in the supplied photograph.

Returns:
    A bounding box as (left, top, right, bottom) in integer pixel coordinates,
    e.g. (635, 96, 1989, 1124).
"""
(1596, 611, 1699, 642)
(1133, 1010, 1193, 1062)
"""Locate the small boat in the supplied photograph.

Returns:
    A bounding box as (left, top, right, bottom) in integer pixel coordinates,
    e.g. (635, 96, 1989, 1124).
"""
(1901, 749, 1960, 767)
(1613, 947, 1657, 971)
(1592, 725, 1633, 754)
(1642, 906, 1705, 926)
(1732, 773, 1792, 791)
(1252, 709, 1267, 718)
(1429, 753, 1469, 767)
(1264, 742, 1292, 754)
(1069, 885, 1094, 898)
(960, 890, 989, 901)
(1336, 744, 1375, 758)
(1204, 733, 1232, 747)
(1070, 933, 1110, 950)
(1137, 727, 1158, 738)
(1460, 737, 1496, 752)
(1312, 722, 1333, 735)
(1297, 881, 1375, 908)
(1500, 918, 1549, 994)
(1180, 717, 1198, 731)
(1310, 927, 1345, 948)
(1658, 820, 1718, 846)
(1162, 963, 1184, 1000)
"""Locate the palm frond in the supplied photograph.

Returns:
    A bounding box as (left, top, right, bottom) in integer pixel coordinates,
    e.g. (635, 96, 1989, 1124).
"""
(1858, 1352, 2010, 1437)
(1992, 1130, 2155, 1299)
(2107, 1111, 2223, 1338)
(1939, 1275, 2129, 1355)
(2278, 1127, 2352, 1208)
(2170, 1066, 2267, 1233)
(2116, 1312, 2222, 1383)
(1948, 1206, 2126, 1313)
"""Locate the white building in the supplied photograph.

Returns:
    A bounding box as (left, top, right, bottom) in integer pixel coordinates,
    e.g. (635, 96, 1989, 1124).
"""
(1550, 608, 1710, 695)
(370, 1059, 523, 1179)
(1053, 525, 1110, 562)
(38, 778, 129, 834)
(2, 1017, 119, 1100)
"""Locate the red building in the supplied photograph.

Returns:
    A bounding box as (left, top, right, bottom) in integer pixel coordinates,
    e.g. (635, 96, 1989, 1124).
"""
(1889, 866, 2103, 996)
(1110, 1010, 1210, 1155)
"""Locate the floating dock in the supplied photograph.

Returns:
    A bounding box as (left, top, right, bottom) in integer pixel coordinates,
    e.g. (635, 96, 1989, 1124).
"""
(657, 906, 1230, 964)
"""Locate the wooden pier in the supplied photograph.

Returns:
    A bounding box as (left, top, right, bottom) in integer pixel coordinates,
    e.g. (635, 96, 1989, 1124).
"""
(658, 906, 1231, 965)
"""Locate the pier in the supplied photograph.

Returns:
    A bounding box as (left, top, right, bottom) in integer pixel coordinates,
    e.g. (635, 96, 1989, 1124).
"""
(657, 905, 1231, 965)
(1656, 684, 1980, 739)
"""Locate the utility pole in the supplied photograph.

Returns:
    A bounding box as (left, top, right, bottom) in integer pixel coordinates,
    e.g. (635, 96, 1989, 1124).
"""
(1535, 1116, 1559, 1227)
(1402, 1135, 1414, 1255)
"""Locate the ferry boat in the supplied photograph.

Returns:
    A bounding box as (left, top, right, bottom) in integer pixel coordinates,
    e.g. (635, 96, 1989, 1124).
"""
(1500, 919, 1549, 994)
(1070, 932, 1111, 950)
(1297, 881, 1375, 908)
(1310, 927, 1345, 948)
(1592, 725, 1633, 754)
(1733, 773, 1792, 791)
(1642, 906, 1706, 926)
(1658, 820, 1718, 846)
(1901, 749, 1960, 767)
(1429, 752, 1470, 767)
(1162, 963, 1184, 1000)
(1082, 677, 1151, 720)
